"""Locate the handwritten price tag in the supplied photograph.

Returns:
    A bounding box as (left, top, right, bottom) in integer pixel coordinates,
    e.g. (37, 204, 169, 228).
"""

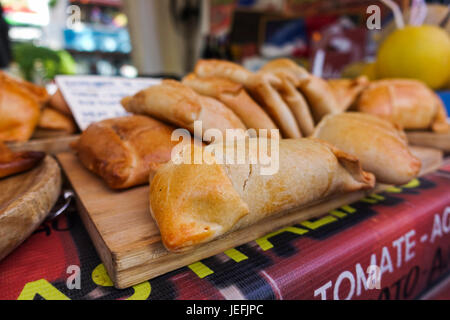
(55, 75, 161, 130)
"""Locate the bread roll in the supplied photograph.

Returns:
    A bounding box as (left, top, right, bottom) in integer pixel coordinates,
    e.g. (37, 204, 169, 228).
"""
(150, 138, 375, 252)
(356, 79, 449, 133)
(72, 115, 180, 189)
(313, 112, 421, 185)
(0, 141, 45, 179)
(182, 74, 278, 135)
(121, 80, 246, 140)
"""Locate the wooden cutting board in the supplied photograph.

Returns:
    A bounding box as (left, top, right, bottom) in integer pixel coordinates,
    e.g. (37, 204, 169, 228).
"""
(406, 131, 450, 152)
(56, 146, 443, 289)
(7, 135, 79, 155)
(0, 156, 62, 261)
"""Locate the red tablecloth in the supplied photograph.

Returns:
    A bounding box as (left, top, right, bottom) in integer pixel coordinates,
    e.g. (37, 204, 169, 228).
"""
(1, 163, 449, 300)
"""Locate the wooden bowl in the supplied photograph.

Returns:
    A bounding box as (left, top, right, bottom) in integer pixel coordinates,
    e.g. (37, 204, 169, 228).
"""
(0, 156, 61, 261)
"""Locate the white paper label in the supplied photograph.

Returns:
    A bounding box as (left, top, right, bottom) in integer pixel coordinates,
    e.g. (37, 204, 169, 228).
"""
(55, 75, 161, 130)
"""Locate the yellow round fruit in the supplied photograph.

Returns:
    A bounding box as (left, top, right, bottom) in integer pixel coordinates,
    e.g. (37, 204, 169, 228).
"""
(376, 25, 450, 89)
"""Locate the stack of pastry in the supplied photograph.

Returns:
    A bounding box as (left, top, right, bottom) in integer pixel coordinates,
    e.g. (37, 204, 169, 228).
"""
(73, 58, 449, 252)
(0, 72, 77, 143)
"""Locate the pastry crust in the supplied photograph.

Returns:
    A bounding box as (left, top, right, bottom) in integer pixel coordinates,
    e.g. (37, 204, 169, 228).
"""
(297, 75, 341, 122)
(72, 115, 180, 189)
(356, 79, 449, 133)
(121, 80, 246, 140)
(313, 112, 421, 185)
(48, 89, 72, 117)
(276, 74, 315, 136)
(328, 76, 370, 112)
(0, 71, 49, 104)
(192, 60, 299, 137)
(261, 59, 315, 136)
(194, 59, 254, 86)
(0, 74, 43, 142)
(38, 107, 77, 133)
(0, 142, 45, 179)
(261, 58, 309, 86)
(246, 72, 302, 138)
(150, 138, 375, 252)
(182, 73, 278, 136)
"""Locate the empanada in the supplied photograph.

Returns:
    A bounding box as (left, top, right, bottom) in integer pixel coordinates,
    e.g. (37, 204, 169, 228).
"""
(150, 138, 375, 252)
(0, 74, 43, 142)
(246, 72, 302, 138)
(192, 60, 299, 138)
(121, 80, 246, 140)
(356, 79, 449, 133)
(261, 58, 309, 86)
(182, 73, 278, 136)
(0, 71, 49, 104)
(48, 89, 72, 117)
(72, 115, 180, 189)
(327, 76, 369, 112)
(274, 74, 315, 136)
(261, 59, 315, 136)
(297, 75, 341, 122)
(313, 112, 421, 185)
(194, 59, 280, 87)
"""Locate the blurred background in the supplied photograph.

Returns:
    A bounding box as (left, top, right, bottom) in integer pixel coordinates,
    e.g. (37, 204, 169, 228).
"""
(0, 0, 449, 85)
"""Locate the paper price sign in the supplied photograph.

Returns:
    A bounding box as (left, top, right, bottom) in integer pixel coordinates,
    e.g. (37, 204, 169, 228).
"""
(55, 75, 161, 130)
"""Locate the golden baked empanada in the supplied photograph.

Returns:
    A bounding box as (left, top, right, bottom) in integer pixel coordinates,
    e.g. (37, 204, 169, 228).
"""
(48, 89, 72, 117)
(261, 59, 315, 136)
(246, 72, 302, 138)
(261, 58, 309, 86)
(313, 112, 421, 185)
(356, 79, 449, 133)
(327, 76, 369, 112)
(0, 74, 43, 142)
(192, 60, 298, 137)
(182, 73, 278, 135)
(121, 80, 246, 140)
(150, 138, 375, 252)
(297, 75, 341, 122)
(38, 108, 77, 133)
(72, 115, 180, 189)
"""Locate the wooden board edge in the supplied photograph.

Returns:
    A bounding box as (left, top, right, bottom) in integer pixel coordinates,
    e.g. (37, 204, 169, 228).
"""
(407, 131, 450, 152)
(7, 135, 79, 155)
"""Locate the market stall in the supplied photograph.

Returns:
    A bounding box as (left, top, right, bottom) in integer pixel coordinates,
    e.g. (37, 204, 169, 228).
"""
(0, 0, 449, 302)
